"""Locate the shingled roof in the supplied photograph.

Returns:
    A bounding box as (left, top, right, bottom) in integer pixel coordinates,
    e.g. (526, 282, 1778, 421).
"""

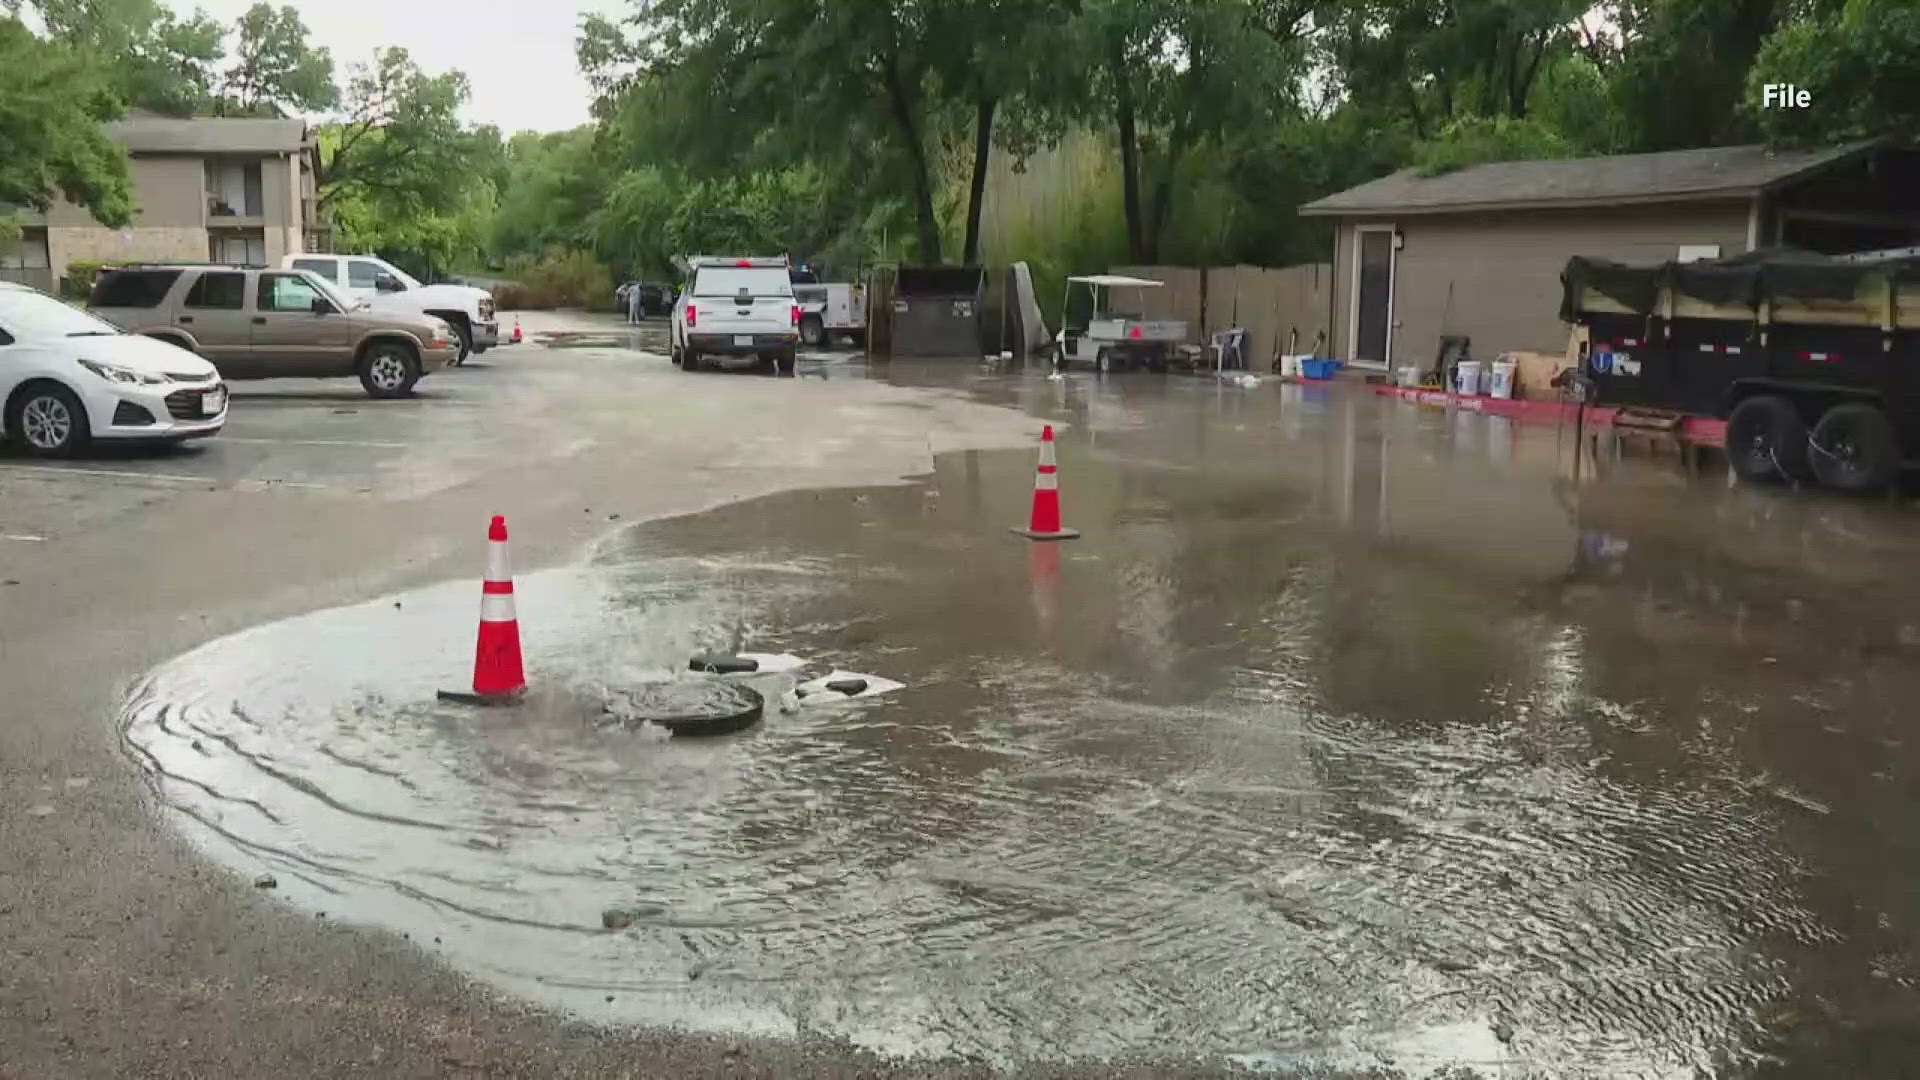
(1299, 141, 1878, 217)
(107, 115, 311, 155)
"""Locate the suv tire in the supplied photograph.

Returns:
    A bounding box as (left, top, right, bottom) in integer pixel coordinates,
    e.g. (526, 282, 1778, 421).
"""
(7, 382, 91, 457)
(358, 342, 422, 399)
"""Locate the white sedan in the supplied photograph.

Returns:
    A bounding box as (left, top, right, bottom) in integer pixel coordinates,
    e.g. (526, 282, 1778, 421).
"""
(0, 281, 226, 456)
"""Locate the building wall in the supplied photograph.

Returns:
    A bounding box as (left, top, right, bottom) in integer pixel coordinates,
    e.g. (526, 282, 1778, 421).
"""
(45, 156, 207, 230)
(1329, 200, 1754, 369)
(48, 226, 208, 276)
(31, 150, 309, 278)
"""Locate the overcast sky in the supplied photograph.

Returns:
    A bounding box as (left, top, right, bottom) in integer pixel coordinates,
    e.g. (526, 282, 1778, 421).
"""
(163, 0, 625, 134)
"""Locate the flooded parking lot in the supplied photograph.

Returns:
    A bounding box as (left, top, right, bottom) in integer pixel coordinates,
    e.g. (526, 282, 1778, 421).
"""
(118, 365, 1920, 1074)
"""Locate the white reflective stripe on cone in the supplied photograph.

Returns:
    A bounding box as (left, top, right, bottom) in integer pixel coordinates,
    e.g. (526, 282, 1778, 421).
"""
(1035, 471, 1058, 491)
(486, 540, 512, 583)
(1039, 442, 1057, 468)
(480, 593, 518, 622)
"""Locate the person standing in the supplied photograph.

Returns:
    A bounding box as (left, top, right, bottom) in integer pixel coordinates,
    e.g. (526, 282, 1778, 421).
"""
(626, 281, 642, 324)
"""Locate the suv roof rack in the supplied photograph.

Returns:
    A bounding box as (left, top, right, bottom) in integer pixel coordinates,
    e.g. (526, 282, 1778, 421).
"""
(114, 262, 268, 270)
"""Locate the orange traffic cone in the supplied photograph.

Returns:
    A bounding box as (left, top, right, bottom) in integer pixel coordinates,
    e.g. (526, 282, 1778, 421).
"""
(437, 515, 526, 705)
(511, 317, 523, 344)
(1010, 425, 1080, 540)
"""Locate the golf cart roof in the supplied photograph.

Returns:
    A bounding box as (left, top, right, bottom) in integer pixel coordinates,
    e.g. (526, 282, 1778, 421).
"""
(1069, 274, 1163, 288)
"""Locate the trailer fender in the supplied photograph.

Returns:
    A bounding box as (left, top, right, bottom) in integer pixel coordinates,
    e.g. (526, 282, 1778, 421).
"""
(1720, 378, 1883, 422)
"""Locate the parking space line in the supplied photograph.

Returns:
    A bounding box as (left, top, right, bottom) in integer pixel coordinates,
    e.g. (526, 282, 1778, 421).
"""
(3, 465, 333, 491)
(219, 438, 407, 449)
(3, 534, 46, 543)
(5, 465, 212, 484)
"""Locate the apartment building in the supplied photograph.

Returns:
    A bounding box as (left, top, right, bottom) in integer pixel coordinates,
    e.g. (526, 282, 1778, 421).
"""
(1, 113, 325, 293)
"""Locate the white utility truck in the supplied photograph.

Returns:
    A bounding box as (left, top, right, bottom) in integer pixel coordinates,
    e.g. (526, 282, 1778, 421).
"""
(790, 267, 867, 348)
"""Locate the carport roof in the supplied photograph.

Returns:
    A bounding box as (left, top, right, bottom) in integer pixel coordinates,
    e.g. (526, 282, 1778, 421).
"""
(1299, 140, 1881, 217)
(109, 114, 311, 155)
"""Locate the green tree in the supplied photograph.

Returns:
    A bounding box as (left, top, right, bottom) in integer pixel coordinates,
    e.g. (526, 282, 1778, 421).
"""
(315, 49, 472, 220)
(220, 2, 337, 116)
(1601, 0, 1791, 151)
(1748, 0, 1920, 145)
(0, 16, 133, 227)
(8, 0, 224, 115)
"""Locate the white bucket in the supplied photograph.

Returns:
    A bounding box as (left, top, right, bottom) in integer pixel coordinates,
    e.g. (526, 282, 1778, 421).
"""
(1280, 354, 1302, 378)
(1488, 359, 1516, 400)
(1396, 365, 1419, 387)
(1454, 360, 1483, 396)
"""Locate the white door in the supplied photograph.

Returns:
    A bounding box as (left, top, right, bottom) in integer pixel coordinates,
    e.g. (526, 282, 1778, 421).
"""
(1350, 226, 1397, 368)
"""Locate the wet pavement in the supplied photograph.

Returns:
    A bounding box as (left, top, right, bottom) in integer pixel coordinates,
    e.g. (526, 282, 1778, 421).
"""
(111, 355, 1920, 1074)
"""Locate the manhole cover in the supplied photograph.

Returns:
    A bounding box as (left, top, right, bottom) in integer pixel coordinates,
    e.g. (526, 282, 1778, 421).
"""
(606, 680, 764, 737)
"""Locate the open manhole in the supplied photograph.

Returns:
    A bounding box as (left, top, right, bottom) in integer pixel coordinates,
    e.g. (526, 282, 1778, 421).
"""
(604, 680, 765, 737)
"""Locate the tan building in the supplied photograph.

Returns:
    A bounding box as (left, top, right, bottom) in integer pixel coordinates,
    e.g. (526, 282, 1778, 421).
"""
(1300, 141, 1920, 372)
(1, 114, 325, 294)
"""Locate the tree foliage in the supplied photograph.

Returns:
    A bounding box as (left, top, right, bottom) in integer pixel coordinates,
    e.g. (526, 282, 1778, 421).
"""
(221, 3, 337, 116)
(315, 49, 473, 220)
(1748, 0, 1920, 145)
(0, 15, 133, 227)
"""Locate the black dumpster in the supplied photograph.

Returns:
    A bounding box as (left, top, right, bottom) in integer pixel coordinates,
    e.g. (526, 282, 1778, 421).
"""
(889, 265, 985, 358)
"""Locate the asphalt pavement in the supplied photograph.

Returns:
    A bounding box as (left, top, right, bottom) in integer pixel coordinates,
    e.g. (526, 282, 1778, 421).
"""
(1, 313, 1213, 1079)
(10, 314, 1920, 1076)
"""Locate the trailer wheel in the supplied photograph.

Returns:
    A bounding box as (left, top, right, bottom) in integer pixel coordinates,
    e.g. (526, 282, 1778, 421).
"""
(1725, 395, 1809, 482)
(1810, 402, 1898, 492)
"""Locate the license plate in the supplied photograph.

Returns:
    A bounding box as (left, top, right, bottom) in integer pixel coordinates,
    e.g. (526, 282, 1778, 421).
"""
(203, 389, 225, 416)
(733, 335, 754, 347)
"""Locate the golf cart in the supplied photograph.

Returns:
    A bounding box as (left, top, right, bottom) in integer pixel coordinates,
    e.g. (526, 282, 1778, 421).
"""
(1053, 274, 1187, 372)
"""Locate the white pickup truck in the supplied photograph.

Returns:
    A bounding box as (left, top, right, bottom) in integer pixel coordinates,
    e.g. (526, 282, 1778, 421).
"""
(284, 254, 498, 364)
(671, 256, 800, 375)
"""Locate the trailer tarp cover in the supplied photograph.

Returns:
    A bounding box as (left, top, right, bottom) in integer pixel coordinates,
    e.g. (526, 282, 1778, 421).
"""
(1559, 257, 1661, 319)
(1563, 248, 1920, 320)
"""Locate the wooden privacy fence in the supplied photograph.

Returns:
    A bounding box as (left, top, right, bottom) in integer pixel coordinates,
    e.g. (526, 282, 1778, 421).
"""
(1113, 263, 1333, 365)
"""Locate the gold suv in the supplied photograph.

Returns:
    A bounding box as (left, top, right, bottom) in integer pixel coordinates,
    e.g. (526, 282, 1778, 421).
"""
(89, 264, 457, 398)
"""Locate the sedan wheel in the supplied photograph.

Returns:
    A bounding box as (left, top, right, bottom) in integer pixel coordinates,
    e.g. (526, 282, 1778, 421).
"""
(10, 384, 90, 457)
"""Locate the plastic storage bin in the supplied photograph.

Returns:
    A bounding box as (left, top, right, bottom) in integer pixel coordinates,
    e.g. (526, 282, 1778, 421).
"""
(1300, 357, 1342, 380)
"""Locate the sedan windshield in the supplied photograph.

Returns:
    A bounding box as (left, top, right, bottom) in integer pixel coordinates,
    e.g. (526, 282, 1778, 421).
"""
(0, 289, 124, 339)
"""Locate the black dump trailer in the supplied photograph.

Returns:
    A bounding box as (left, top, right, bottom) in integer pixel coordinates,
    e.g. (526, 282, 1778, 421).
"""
(1562, 249, 1920, 491)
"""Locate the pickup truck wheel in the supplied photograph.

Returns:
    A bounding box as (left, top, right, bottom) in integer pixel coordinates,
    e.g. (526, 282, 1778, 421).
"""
(1725, 395, 1809, 482)
(800, 315, 826, 348)
(359, 342, 422, 399)
(684, 348, 703, 372)
(1810, 402, 1898, 492)
(438, 318, 473, 365)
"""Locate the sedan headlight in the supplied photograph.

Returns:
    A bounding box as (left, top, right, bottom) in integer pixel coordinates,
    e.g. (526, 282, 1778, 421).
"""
(78, 359, 169, 385)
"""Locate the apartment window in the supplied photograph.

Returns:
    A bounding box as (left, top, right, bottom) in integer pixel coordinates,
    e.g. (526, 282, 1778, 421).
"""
(210, 230, 266, 265)
(205, 159, 264, 216)
(1, 227, 50, 271)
